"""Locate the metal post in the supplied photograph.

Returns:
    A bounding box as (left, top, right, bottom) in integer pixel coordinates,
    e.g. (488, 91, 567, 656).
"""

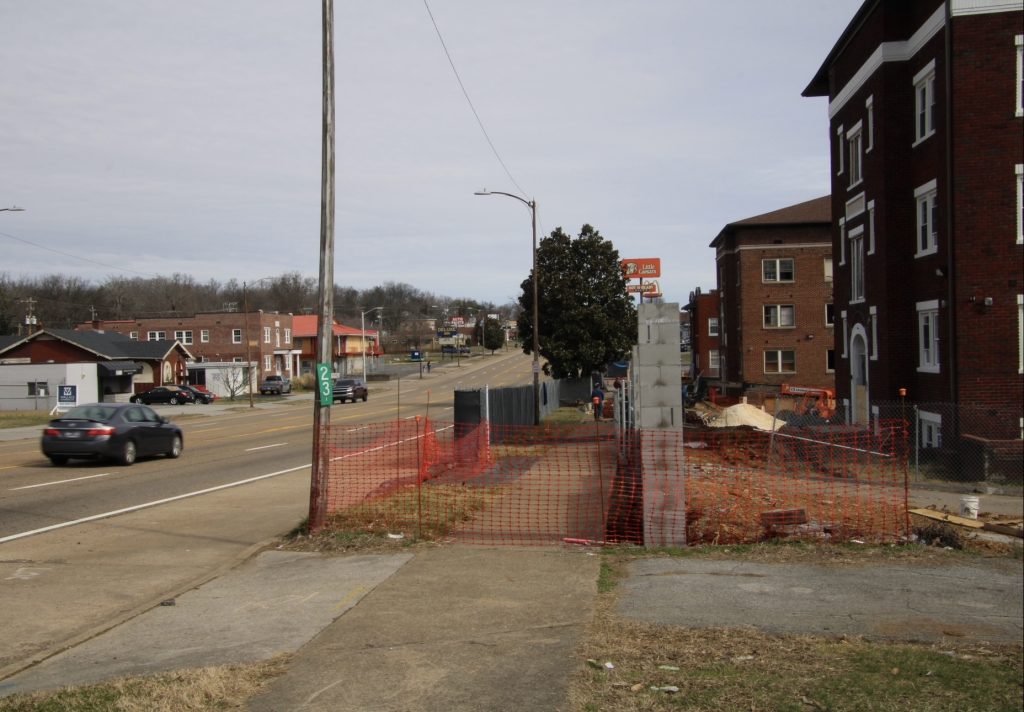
(531, 199, 540, 425)
(308, 0, 336, 533)
(473, 190, 540, 425)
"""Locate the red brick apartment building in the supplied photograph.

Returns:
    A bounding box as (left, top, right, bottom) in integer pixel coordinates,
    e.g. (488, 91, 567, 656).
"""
(804, 0, 1023, 437)
(78, 312, 300, 389)
(684, 288, 722, 383)
(710, 196, 835, 397)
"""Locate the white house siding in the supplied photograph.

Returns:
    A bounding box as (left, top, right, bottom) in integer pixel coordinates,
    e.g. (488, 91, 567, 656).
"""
(0, 363, 98, 412)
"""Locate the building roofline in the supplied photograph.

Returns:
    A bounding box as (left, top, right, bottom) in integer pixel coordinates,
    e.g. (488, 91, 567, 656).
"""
(803, 0, 878, 97)
(710, 195, 831, 248)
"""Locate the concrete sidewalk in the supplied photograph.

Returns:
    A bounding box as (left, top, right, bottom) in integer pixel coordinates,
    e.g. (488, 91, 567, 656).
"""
(1, 541, 1021, 710)
(1, 545, 601, 711)
(247, 546, 599, 712)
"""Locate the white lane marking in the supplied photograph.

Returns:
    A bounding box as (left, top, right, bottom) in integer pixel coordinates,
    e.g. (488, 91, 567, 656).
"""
(0, 464, 310, 545)
(328, 424, 455, 462)
(245, 443, 288, 452)
(11, 473, 114, 490)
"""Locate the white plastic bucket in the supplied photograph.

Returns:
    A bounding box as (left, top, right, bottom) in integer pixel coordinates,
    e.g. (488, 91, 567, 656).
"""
(959, 495, 980, 520)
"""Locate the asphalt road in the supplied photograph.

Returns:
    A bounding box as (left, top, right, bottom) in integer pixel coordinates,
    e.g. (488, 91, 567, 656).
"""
(0, 351, 538, 675)
(0, 350, 535, 543)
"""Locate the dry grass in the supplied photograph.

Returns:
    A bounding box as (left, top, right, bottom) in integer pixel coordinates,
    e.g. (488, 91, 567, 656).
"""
(0, 411, 52, 429)
(280, 483, 505, 553)
(0, 657, 289, 712)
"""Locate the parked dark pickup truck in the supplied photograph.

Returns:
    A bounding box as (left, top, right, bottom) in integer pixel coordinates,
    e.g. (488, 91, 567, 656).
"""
(258, 375, 292, 395)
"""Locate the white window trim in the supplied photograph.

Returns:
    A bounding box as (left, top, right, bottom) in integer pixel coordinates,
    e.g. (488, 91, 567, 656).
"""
(232, 329, 243, 345)
(762, 258, 795, 283)
(914, 179, 939, 257)
(284, 328, 292, 344)
(847, 121, 864, 189)
(919, 410, 942, 449)
(916, 299, 941, 373)
(912, 59, 937, 146)
(824, 257, 833, 282)
(865, 95, 874, 152)
(263, 355, 272, 371)
(836, 124, 845, 175)
(869, 306, 878, 361)
(850, 226, 866, 304)
(201, 329, 210, 343)
(838, 218, 846, 266)
(708, 317, 719, 337)
(826, 303, 835, 328)
(129, 331, 139, 340)
(1018, 294, 1023, 374)
(1016, 164, 1023, 245)
(763, 304, 796, 329)
(263, 326, 271, 344)
(867, 200, 876, 255)
(841, 310, 848, 358)
(1016, 35, 1023, 118)
(763, 349, 796, 375)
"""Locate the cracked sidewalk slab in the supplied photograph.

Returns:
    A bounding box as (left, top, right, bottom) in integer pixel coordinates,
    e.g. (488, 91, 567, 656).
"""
(617, 558, 1023, 644)
(0, 550, 413, 697)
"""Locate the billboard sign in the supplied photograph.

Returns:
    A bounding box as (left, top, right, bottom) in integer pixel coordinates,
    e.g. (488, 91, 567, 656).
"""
(626, 281, 660, 294)
(621, 258, 661, 279)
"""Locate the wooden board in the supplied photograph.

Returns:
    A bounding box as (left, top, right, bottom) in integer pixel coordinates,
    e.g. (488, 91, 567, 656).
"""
(910, 508, 1023, 539)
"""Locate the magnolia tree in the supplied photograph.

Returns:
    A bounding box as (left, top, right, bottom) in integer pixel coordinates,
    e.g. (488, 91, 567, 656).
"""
(517, 224, 636, 379)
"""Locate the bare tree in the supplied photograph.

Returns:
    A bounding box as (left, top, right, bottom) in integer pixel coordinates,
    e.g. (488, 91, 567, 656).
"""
(216, 366, 249, 402)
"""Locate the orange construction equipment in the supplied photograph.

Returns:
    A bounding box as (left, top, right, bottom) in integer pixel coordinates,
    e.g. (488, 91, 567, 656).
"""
(779, 384, 836, 420)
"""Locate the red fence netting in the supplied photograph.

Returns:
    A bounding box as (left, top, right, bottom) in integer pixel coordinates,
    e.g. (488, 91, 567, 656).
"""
(322, 419, 909, 547)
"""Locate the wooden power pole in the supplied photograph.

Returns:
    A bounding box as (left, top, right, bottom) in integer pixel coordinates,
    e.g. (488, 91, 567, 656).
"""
(308, 0, 336, 532)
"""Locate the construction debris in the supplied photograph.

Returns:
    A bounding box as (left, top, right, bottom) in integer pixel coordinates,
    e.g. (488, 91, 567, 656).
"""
(689, 401, 785, 431)
(909, 508, 1023, 539)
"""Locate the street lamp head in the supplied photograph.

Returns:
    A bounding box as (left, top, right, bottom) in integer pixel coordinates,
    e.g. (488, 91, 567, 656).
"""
(1, 206, 26, 212)
(473, 190, 490, 196)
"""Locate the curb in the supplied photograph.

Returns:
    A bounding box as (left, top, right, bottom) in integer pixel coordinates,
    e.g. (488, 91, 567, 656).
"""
(0, 537, 284, 683)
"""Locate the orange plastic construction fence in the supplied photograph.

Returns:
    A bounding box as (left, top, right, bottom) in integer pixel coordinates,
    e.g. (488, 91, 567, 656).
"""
(322, 419, 909, 547)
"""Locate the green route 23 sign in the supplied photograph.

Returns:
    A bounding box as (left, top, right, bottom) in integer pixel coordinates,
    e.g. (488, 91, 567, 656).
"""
(316, 363, 333, 406)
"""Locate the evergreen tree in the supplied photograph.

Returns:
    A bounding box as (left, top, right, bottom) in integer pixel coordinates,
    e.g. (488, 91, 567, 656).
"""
(517, 225, 635, 379)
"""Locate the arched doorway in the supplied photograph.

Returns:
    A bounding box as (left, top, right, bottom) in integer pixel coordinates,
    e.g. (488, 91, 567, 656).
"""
(849, 326, 869, 425)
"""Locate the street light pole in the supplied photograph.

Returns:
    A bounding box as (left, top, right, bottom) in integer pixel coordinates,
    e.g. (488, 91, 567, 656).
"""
(474, 190, 540, 425)
(242, 277, 275, 408)
(243, 283, 254, 408)
(361, 306, 383, 381)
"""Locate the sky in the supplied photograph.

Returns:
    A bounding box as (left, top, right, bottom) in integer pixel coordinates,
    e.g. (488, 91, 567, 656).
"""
(0, 1, 862, 308)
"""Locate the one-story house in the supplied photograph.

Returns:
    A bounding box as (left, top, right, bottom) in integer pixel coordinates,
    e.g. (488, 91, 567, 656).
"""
(0, 328, 193, 412)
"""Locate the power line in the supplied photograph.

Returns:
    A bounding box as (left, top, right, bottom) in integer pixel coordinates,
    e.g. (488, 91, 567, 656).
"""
(0, 229, 159, 278)
(421, 0, 528, 198)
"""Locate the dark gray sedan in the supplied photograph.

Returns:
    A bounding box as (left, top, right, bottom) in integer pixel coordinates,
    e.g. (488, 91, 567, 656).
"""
(41, 403, 184, 466)
(332, 378, 368, 403)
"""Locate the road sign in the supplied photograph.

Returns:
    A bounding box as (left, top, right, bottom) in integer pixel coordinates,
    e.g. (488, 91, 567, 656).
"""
(316, 363, 333, 406)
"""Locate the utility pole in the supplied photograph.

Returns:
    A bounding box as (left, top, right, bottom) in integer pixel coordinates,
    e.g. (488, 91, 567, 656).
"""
(308, 0, 336, 532)
(20, 297, 38, 335)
